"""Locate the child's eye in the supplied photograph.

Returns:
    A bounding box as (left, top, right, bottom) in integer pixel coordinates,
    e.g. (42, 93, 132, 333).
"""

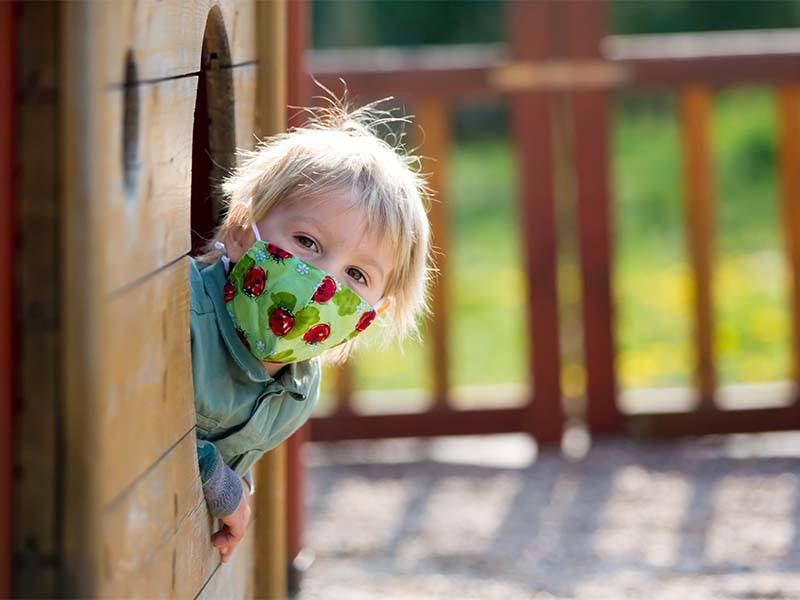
(346, 267, 367, 285)
(295, 235, 318, 251)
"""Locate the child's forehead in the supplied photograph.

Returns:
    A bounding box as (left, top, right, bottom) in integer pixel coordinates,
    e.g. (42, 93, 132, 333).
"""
(274, 189, 393, 244)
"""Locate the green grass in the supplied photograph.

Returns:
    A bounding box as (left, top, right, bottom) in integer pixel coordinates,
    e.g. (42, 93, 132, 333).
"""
(328, 87, 792, 394)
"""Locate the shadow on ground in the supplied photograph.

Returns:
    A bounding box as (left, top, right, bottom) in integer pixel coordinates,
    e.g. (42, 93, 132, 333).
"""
(298, 432, 800, 599)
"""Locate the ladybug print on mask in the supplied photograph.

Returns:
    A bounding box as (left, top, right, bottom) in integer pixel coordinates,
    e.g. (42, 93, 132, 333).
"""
(225, 227, 383, 363)
(242, 266, 267, 298)
(224, 282, 236, 302)
(267, 243, 292, 262)
(303, 323, 331, 344)
(312, 276, 337, 304)
(269, 306, 295, 337)
(355, 309, 377, 332)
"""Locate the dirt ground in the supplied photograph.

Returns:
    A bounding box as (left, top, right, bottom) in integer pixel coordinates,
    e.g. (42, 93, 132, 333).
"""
(297, 432, 800, 600)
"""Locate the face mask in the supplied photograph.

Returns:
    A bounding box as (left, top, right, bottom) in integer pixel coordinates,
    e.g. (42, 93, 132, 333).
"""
(220, 224, 382, 363)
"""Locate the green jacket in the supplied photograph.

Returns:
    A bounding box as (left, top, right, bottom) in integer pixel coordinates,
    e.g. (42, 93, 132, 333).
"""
(189, 257, 320, 514)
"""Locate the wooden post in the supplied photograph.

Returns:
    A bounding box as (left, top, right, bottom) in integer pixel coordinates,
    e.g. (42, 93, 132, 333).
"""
(680, 86, 717, 409)
(285, 0, 311, 594)
(60, 2, 104, 594)
(416, 97, 451, 410)
(255, 1, 288, 598)
(778, 86, 800, 397)
(508, 0, 563, 444)
(565, 0, 624, 433)
(0, 2, 15, 596)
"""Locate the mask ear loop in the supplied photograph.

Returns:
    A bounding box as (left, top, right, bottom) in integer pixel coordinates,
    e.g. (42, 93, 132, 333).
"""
(213, 240, 231, 273)
(251, 223, 262, 242)
(374, 297, 391, 316)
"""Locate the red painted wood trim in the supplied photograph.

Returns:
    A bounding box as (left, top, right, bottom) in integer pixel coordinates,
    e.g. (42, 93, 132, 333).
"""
(285, 0, 310, 590)
(630, 406, 800, 437)
(309, 30, 800, 100)
(508, 0, 563, 445)
(310, 407, 528, 441)
(0, 1, 15, 596)
(565, 1, 624, 433)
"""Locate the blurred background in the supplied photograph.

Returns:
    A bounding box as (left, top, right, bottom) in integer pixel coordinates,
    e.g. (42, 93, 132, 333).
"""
(309, 0, 798, 412)
(295, 2, 800, 598)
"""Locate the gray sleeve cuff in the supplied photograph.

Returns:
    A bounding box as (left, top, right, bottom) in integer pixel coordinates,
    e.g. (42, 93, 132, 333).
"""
(202, 445, 244, 518)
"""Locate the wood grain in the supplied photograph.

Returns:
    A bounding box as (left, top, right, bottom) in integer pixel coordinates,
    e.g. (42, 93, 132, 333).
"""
(680, 86, 717, 408)
(778, 86, 800, 392)
(96, 0, 256, 86)
(14, 4, 61, 596)
(99, 258, 194, 506)
(416, 98, 451, 410)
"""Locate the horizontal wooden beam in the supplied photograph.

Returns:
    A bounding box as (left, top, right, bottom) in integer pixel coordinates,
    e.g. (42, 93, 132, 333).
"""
(310, 407, 528, 441)
(629, 405, 800, 437)
(310, 29, 800, 99)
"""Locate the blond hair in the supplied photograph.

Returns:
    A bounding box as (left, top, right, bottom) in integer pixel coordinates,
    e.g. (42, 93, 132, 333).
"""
(202, 98, 432, 359)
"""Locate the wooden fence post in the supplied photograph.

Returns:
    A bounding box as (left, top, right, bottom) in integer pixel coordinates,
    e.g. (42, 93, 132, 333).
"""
(255, 1, 288, 598)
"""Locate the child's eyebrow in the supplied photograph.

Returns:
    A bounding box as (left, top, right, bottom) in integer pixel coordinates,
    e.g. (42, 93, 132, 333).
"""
(288, 215, 324, 231)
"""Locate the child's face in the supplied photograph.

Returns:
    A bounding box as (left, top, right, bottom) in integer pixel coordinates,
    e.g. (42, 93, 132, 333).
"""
(230, 188, 394, 307)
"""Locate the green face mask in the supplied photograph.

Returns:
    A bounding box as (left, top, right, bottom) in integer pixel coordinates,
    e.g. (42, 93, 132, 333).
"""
(222, 224, 380, 363)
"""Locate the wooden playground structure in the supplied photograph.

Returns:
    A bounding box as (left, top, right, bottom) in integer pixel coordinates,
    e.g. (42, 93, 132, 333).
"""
(2, 0, 800, 598)
(6, 0, 308, 597)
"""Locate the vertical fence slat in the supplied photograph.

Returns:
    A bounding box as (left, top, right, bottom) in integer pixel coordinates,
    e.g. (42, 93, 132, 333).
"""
(285, 0, 311, 593)
(680, 86, 716, 408)
(778, 86, 800, 397)
(416, 97, 451, 410)
(565, 0, 623, 433)
(509, 0, 563, 444)
(254, 1, 287, 597)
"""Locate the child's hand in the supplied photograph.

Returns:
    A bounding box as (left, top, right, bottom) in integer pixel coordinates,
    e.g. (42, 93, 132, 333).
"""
(211, 480, 251, 563)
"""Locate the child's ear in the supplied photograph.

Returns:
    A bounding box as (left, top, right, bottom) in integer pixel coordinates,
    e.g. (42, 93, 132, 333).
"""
(224, 225, 255, 263)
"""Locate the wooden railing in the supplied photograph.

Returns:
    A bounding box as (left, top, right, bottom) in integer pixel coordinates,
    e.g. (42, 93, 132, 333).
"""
(307, 1, 800, 442)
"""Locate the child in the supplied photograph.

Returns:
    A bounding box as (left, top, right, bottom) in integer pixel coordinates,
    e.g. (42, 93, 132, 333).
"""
(189, 100, 432, 562)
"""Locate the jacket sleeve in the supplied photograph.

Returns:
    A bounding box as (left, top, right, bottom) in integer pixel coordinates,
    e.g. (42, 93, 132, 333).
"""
(197, 437, 243, 518)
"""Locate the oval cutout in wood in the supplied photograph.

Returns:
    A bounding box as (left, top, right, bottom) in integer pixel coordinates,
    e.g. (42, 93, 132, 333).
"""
(190, 6, 237, 256)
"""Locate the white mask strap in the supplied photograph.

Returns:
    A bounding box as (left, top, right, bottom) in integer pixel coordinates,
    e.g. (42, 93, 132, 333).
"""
(251, 223, 262, 242)
(214, 240, 231, 273)
(373, 297, 386, 311)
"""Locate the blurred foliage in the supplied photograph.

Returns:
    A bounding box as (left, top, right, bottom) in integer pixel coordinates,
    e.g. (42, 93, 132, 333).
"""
(329, 89, 791, 395)
(311, 0, 800, 49)
(312, 3, 793, 394)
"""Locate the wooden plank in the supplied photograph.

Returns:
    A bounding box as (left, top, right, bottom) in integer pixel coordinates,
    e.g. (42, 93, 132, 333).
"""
(565, 0, 624, 433)
(310, 407, 528, 441)
(99, 258, 194, 506)
(778, 86, 800, 394)
(60, 2, 106, 594)
(309, 30, 800, 101)
(0, 1, 15, 596)
(13, 3, 61, 597)
(101, 432, 207, 596)
(254, 2, 288, 597)
(233, 65, 258, 151)
(102, 64, 256, 293)
(680, 86, 717, 408)
(416, 98, 451, 409)
(98, 0, 256, 85)
(195, 529, 254, 600)
(98, 9, 258, 292)
(630, 406, 800, 437)
(508, 0, 563, 444)
(102, 77, 194, 292)
(286, 4, 311, 592)
(102, 431, 258, 598)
